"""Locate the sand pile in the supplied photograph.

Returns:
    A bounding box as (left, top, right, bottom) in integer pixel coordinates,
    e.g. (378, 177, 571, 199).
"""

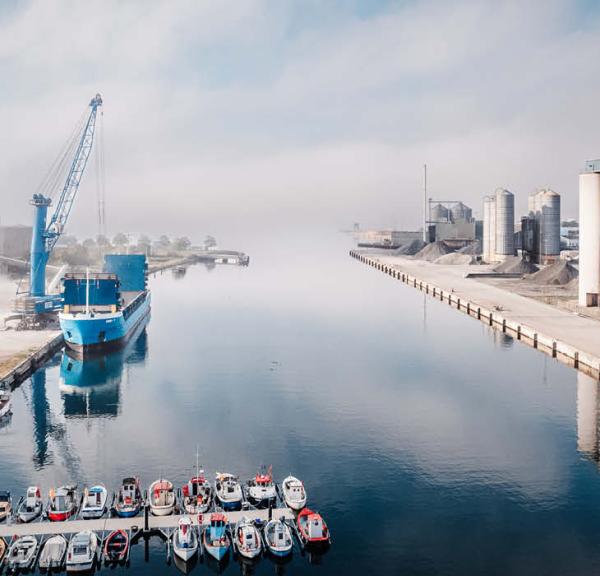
(396, 239, 426, 255)
(458, 241, 481, 255)
(530, 260, 578, 285)
(493, 257, 539, 274)
(434, 253, 475, 265)
(414, 241, 454, 262)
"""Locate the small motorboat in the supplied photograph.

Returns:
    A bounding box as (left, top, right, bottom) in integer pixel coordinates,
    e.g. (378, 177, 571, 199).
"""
(0, 391, 11, 419)
(6, 535, 38, 570)
(47, 485, 78, 521)
(103, 529, 129, 564)
(115, 477, 142, 518)
(296, 508, 330, 547)
(234, 516, 262, 559)
(17, 486, 43, 523)
(281, 475, 307, 510)
(66, 530, 98, 572)
(0, 490, 12, 522)
(246, 466, 277, 509)
(263, 518, 293, 557)
(203, 513, 230, 562)
(80, 484, 108, 519)
(172, 516, 198, 562)
(38, 534, 67, 570)
(149, 479, 176, 516)
(182, 474, 213, 514)
(214, 473, 243, 511)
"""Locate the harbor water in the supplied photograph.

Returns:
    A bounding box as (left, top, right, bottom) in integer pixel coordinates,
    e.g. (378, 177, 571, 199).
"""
(2, 234, 600, 575)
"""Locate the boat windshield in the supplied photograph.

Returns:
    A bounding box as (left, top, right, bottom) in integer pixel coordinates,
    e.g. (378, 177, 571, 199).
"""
(73, 545, 88, 556)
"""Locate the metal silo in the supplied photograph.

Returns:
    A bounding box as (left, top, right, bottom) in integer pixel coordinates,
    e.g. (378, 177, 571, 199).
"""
(430, 203, 450, 223)
(451, 202, 472, 223)
(537, 189, 560, 263)
(579, 164, 600, 306)
(494, 188, 515, 259)
(483, 195, 496, 263)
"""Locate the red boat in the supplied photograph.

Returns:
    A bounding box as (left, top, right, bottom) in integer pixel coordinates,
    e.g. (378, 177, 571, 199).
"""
(47, 485, 78, 522)
(296, 508, 330, 547)
(104, 529, 129, 563)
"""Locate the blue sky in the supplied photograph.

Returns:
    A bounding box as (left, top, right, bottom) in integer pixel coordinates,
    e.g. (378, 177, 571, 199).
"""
(0, 0, 599, 243)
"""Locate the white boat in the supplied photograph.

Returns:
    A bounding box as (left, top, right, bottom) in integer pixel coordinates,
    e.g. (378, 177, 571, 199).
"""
(38, 534, 67, 570)
(263, 518, 293, 557)
(246, 466, 277, 509)
(80, 484, 107, 519)
(281, 475, 307, 510)
(0, 392, 11, 419)
(0, 491, 11, 522)
(182, 452, 213, 514)
(149, 479, 175, 516)
(17, 486, 43, 523)
(47, 485, 78, 521)
(6, 535, 38, 570)
(214, 473, 243, 511)
(66, 530, 98, 572)
(234, 516, 262, 559)
(172, 516, 198, 562)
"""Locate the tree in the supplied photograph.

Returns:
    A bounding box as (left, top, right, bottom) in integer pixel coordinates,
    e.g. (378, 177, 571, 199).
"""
(82, 238, 96, 249)
(138, 234, 151, 256)
(158, 235, 171, 248)
(61, 235, 78, 247)
(204, 235, 217, 250)
(174, 236, 191, 251)
(113, 232, 129, 247)
(96, 234, 110, 247)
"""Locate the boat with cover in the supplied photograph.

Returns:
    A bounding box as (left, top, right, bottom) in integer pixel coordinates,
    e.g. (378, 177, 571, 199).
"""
(103, 530, 129, 564)
(203, 513, 230, 562)
(47, 485, 78, 521)
(0, 391, 11, 419)
(80, 484, 108, 519)
(172, 516, 198, 562)
(281, 475, 307, 510)
(149, 479, 176, 516)
(6, 535, 38, 570)
(0, 491, 11, 522)
(247, 466, 277, 509)
(234, 516, 262, 559)
(296, 508, 330, 547)
(115, 477, 142, 517)
(38, 534, 67, 570)
(17, 486, 43, 523)
(215, 473, 243, 511)
(263, 518, 293, 557)
(66, 531, 98, 572)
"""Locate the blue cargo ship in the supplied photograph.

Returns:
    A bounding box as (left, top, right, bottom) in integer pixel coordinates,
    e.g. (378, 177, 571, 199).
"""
(58, 254, 151, 355)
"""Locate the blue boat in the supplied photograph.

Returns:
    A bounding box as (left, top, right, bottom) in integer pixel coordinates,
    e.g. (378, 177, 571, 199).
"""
(203, 513, 230, 561)
(59, 255, 150, 355)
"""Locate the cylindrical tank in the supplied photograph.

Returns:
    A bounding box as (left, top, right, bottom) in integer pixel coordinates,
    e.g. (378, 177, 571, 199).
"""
(450, 202, 472, 222)
(494, 188, 514, 258)
(482, 196, 496, 263)
(536, 189, 560, 263)
(579, 172, 600, 306)
(430, 203, 450, 223)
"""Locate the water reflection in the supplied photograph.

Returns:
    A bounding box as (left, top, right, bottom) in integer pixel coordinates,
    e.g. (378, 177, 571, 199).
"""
(577, 371, 599, 461)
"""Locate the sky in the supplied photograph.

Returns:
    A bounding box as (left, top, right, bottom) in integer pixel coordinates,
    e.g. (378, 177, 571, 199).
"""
(0, 0, 599, 245)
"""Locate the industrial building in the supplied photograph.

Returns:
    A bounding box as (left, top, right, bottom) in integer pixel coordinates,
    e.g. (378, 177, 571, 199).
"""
(0, 225, 32, 259)
(482, 189, 515, 263)
(357, 229, 421, 249)
(579, 160, 600, 307)
(521, 189, 561, 264)
(425, 200, 477, 245)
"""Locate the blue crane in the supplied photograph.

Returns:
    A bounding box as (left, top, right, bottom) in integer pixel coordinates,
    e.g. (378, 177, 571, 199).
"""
(28, 93, 103, 314)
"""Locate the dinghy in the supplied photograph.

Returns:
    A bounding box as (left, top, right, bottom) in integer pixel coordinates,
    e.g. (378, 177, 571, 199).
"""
(0, 392, 11, 419)
(80, 484, 108, 519)
(149, 479, 176, 516)
(17, 486, 43, 523)
(6, 535, 38, 570)
(66, 530, 98, 572)
(215, 473, 243, 511)
(0, 491, 11, 522)
(296, 508, 330, 547)
(115, 477, 142, 518)
(281, 475, 307, 510)
(172, 516, 198, 562)
(103, 529, 129, 564)
(263, 518, 293, 557)
(203, 513, 230, 562)
(247, 466, 277, 509)
(234, 516, 262, 559)
(47, 485, 78, 521)
(39, 534, 67, 570)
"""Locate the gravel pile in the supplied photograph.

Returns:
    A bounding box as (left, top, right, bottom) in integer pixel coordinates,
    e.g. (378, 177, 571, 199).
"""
(396, 239, 427, 255)
(493, 257, 539, 274)
(457, 241, 481, 255)
(414, 241, 454, 262)
(434, 253, 475, 265)
(530, 260, 579, 285)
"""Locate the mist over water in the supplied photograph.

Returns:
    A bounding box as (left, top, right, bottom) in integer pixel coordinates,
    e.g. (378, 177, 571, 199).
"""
(2, 233, 600, 575)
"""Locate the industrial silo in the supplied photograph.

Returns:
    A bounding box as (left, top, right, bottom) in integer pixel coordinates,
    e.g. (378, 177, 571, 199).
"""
(494, 188, 515, 260)
(483, 195, 496, 263)
(450, 202, 472, 223)
(536, 189, 560, 264)
(579, 162, 600, 306)
(430, 203, 450, 223)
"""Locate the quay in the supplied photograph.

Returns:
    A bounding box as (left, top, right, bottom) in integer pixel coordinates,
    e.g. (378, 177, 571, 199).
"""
(351, 250, 600, 380)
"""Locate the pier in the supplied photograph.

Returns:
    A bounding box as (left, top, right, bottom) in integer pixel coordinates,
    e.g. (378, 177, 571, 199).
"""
(351, 250, 600, 380)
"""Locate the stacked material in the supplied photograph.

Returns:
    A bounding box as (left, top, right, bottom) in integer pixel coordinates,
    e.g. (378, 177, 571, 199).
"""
(530, 261, 578, 285)
(396, 239, 426, 256)
(457, 241, 481, 255)
(414, 241, 454, 262)
(434, 253, 475, 265)
(493, 257, 539, 274)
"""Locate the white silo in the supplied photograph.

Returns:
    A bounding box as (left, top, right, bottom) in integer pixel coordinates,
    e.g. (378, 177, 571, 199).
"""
(430, 203, 450, 223)
(536, 189, 560, 264)
(579, 162, 600, 306)
(483, 195, 496, 263)
(494, 188, 514, 260)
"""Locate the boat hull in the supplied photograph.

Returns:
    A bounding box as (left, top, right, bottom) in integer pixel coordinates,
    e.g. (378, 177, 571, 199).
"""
(204, 543, 229, 562)
(247, 495, 276, 509)
(48, 509, 76, 522)
(173, 545, 197, 562)
(150, 505, 175, 517)
(216, 497, 242, 511)
(115, 506, 140, 518)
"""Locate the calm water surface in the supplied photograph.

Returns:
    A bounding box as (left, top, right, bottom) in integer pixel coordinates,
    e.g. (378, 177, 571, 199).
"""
(2, 235, 600, 575)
